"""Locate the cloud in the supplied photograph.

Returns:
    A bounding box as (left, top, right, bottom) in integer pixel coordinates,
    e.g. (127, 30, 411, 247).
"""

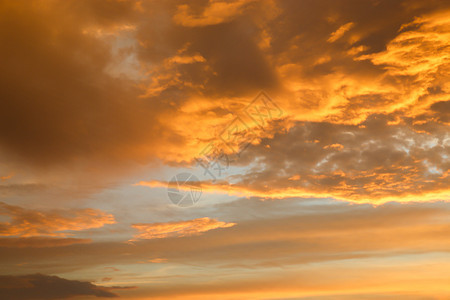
(131, 217, 236, 240)
(1, 1, 449, 299)
(356, 9, 450, 121)
(173, 0, 254, 27)
(327, 22, 354, 42)
(0, 237, 91, 248)
(127, 0, 450, 177)
(2, 199, 449, 298)
(2, 199, 449, 270)
(0, 174, 13, 181)
(1, 0, 448, 177)
(0, 274, 118, 299)
(0, 202, 115, 237)
(0, 0, 191, 177)
(138, 114, 449, 203)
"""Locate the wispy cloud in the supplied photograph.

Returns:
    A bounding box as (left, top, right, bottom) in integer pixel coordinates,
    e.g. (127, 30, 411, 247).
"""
(0, 202, 115, 237)
(327, 22, 354, 42)
(131, 217, 236, 240)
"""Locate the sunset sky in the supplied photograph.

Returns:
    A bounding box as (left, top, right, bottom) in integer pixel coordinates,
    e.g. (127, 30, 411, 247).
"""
(0, 0, 449, 299)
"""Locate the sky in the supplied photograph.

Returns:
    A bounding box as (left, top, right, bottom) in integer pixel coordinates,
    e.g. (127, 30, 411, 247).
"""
(0, 0, 449, 299)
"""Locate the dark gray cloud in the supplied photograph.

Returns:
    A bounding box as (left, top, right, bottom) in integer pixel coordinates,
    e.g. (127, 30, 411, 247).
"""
(0, 274, 117, 299)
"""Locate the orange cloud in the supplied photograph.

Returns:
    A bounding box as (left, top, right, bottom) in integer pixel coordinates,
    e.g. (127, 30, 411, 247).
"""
(0, 174, 13, 181)
(0, 237, 91, 248)
(327, 22, 354, 42)
(0, 202, 115, 237)
(0, 0, 448, 176)
(357, 9, 450, 120)
(137, 113, 449, 204)
(131, 217, 236, 240)
(173, 0, 253, 27)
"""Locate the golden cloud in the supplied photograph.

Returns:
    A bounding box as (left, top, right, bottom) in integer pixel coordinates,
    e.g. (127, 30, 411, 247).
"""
(131, 217, 236, 240)
(0, 202, 115, 237)
(173, 0, 254, 27)
(327, 22, 355, 43)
